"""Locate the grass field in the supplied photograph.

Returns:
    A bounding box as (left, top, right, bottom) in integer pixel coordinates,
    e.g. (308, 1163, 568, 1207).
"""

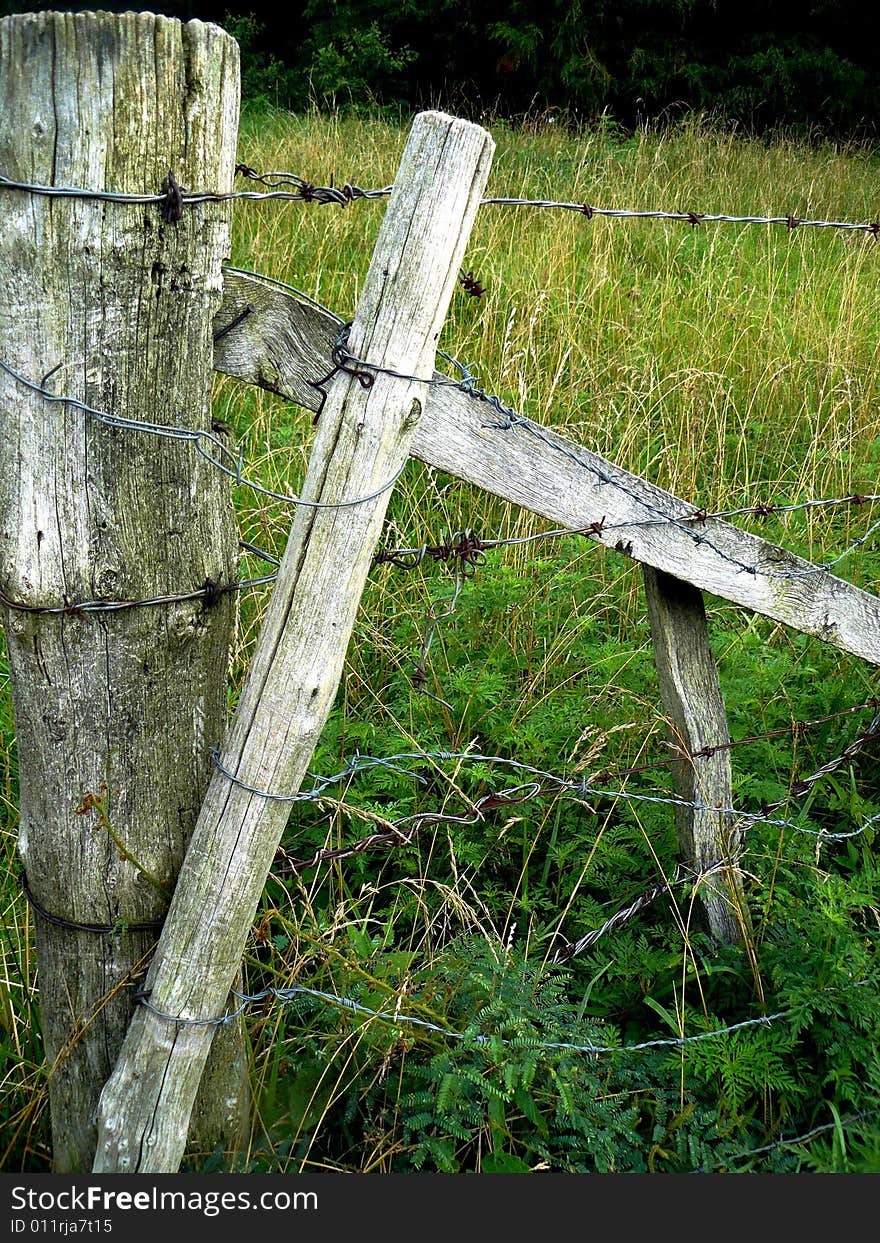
(2, 106, 880, 1173)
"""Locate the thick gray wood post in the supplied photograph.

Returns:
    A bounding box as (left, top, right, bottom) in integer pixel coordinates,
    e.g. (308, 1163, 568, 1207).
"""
(0, 12, 248, 1170)
(94, 109, 495, 1173)
(642, 567, 749, 944)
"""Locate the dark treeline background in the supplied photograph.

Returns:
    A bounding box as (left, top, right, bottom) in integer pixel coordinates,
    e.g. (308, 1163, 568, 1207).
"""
(2, 2, 879, 135)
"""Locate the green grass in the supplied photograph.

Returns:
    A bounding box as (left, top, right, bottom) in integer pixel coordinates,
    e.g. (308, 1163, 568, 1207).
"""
(3, 106, 880, 1173)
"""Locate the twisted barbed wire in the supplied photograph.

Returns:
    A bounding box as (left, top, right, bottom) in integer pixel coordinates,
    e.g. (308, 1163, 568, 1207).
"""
(480, 197, 880, 235)
(134, 972, 871, 1078)
(550, 858, 733, 965)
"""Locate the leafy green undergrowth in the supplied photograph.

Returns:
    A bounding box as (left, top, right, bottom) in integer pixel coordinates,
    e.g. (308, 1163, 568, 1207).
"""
(231, 539, 880, 1174)
(238, 864, 880, 1172)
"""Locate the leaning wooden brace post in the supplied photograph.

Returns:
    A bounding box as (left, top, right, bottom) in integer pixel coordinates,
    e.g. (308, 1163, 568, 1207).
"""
(0, 12, 248, 1169)
(642, 567, 748, 944)
(94, 110, 495, 1173)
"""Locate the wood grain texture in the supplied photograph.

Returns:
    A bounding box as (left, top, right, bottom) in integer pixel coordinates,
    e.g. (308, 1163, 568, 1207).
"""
(643, 567, 748, 944)
(94, 110, 495, 1173)
(214, 271, 880, 666)
(0, 11, 247, 1170)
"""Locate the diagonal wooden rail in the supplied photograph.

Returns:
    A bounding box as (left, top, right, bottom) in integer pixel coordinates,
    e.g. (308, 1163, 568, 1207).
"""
(94, 110, 495, 1173)
(215, 269, 880, 668)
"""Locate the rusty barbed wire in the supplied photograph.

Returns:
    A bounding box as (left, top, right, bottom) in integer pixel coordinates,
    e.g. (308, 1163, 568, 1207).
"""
(552, 705, 880, 963)
(373, 489, 880, 571)
(594, 700, 880, 784)
(232, 165, 394, 205)
(459, 269, 486, 297)
(0, 541, 282, 619)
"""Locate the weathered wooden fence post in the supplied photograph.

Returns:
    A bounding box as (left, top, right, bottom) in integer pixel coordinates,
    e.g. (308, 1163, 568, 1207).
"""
(0, 11, 248, 1169)
(93, 109, 495, 1173)
(643, 567, 748, 944)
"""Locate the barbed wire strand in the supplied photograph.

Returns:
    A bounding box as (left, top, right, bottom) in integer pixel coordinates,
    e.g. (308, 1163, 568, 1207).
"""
(4, 168, 879, 237)
(134, 973, 871, 1067)
(212, 734, 880, 874)
(700, 1106, 880, 1171)
(137, 977, 793, 1043)
(0, 357, 406, 511)
(237, 746, 880, 839)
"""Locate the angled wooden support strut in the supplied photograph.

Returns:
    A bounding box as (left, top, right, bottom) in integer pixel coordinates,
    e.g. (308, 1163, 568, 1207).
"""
(214, 269, 880, 669)
(94, 110, 495, 1173)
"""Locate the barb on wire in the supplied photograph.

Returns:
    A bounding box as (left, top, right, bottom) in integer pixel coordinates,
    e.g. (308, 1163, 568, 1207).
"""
(759, 707, 880, 814)
(233, 165, 394, 205)
(551, 706, 880, 963)
(459, 269, 486, 298)
(592, 699, 880, 785)
(0, 538, 284, 618)
(373, 529, 485, 573)
(398, 531, 485, 706)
